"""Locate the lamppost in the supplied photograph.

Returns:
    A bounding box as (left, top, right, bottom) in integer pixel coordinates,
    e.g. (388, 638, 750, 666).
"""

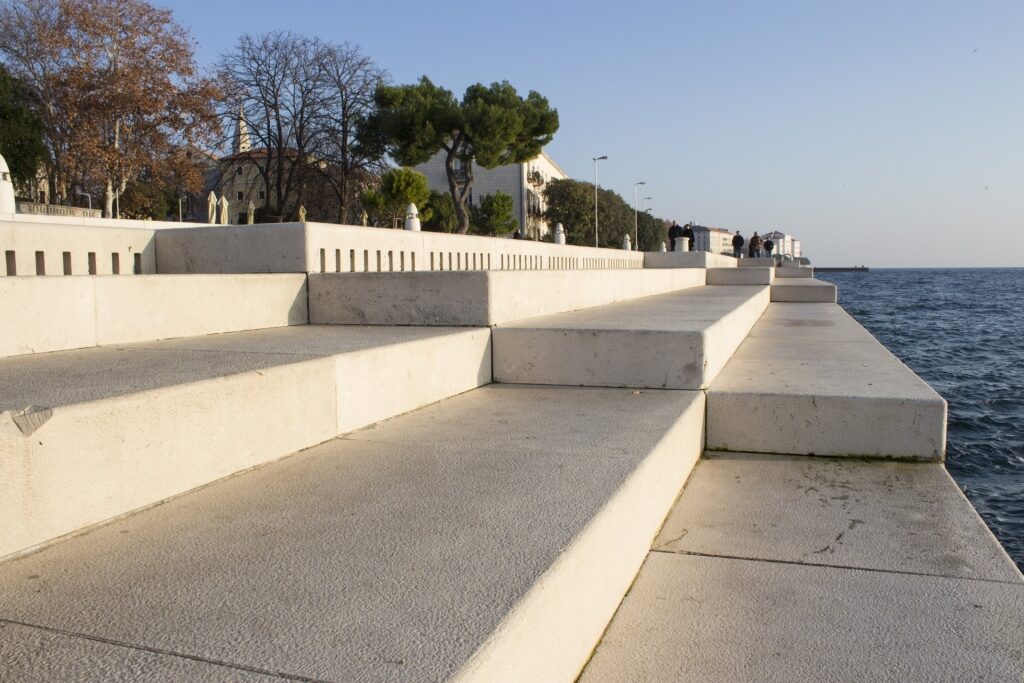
(76, 191, 91, 211)
(592, 155, 607, 247)
(633, 181, 646, 251)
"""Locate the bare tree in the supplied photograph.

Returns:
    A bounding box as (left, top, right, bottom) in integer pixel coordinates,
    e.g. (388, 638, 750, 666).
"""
(218, 32, 336, 222)
(317, 42, 389, 224)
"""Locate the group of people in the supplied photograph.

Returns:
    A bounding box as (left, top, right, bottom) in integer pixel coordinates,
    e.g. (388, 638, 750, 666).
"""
(731, 230, 774, 259)
(667, 222, 695, 252)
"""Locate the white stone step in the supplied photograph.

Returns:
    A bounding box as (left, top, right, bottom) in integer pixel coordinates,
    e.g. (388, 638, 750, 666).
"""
(1, 274, 307, 358)
(580, 453, 1023, 682)
(643, 251, 737, 269)
(309, 268, 706, 326)
(706, 303, 946, 459)
(0, 325, 491, 559)
(0, 384, 706, 683)
(771, 277, 836, 302)
(775, 265, 814, 278)
(706, 266, 774, 285)
(493, 285, 770, 389)
(738, 257, 776, 267)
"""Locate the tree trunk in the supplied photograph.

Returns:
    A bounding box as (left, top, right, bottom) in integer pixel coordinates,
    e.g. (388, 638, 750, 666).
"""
(444, 139, 473, 234)
(104, 179, 114, 218)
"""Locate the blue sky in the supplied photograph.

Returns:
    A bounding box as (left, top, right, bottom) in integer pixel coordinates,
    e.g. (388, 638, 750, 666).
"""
(167, 0, 1023, 267)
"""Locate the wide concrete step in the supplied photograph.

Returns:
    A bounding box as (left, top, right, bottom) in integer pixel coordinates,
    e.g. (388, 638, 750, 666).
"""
(580, 453, 1023, 681)
(0, 325, 491, 560)
(775, 265, 814, 278)
(308, 268, 705, 326)
(706, 303, 946, 459)
(0, 384, 706, 683)
(493, 285, 770, 389)
(1, 274, 308, 358)
(706, 266, 773, 285)
(771, 277, 836, 302)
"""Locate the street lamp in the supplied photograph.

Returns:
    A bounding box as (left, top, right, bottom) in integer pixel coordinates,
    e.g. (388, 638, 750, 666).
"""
(592, 155, 607, 248)
(633, 181, 646, 251)
(76, 191, 91, 211)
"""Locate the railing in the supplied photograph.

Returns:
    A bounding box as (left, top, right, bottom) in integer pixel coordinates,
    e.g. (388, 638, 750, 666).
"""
(17, 202, 102, 219)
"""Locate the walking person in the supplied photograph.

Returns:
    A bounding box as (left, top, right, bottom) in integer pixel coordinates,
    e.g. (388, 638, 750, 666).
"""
(668, 221, 683, 252)
(732, 230, 745, 258)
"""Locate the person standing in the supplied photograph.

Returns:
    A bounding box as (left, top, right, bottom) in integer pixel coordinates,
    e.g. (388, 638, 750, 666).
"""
(765, 238, 775, 260)
(732, 230, 745, 258)
(750, 231, 763, 258)
(680, 223, 695, 252)
(668, 221, 683, 252)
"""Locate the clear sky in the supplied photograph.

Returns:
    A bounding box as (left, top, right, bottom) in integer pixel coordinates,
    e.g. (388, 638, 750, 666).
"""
(166, 0, 1022, 267)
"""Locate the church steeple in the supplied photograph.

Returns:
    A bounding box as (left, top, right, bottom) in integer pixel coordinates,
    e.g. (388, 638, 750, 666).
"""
(232, 104, 251, 155)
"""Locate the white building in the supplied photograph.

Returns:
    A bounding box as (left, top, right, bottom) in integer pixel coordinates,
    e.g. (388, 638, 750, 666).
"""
(691, 224, 733, 255)
(763, 230, 802, 258)
(415, 150, 567, 239)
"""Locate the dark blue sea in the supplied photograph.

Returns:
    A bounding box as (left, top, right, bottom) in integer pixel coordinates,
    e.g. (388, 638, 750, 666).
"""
(816, 268, 1024, 571)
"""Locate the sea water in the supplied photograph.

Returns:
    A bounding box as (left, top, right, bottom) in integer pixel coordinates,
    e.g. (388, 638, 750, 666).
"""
(817, 268, 1024, 570)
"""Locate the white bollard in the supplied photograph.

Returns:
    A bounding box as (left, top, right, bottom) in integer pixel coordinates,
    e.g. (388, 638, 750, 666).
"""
(554, 223, 566, 245)
(404, 203, 421, 231)
(622, 234, 632, 251)
(674, 238, 689, 252)
(659, 241, 667, 253)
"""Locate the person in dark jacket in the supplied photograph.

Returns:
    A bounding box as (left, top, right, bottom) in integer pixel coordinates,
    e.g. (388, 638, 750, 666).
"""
(680, 223, 695, 252)
(749, 232, 763, 258)
(668, 221, 683, 252)
(732, 231, 745, 258)
(765, 238, 775, 260)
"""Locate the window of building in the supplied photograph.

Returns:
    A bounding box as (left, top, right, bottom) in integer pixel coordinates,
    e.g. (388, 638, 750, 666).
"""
(235, 166, 243, 176)
(236, 191, 243, 201)
(258, 190, 266, 200)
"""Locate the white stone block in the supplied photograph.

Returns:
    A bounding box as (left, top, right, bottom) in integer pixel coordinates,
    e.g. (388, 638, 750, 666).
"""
(706, 267, 774, 285)
(309, 269, 707, 327)
(0, 325, 491, 559)
(643, 251, 737, 269)
(770, 278, 837, 302)
(774, 266, 813, 278)
(706, 303, 947, 460)
(493, 285, 770, 389)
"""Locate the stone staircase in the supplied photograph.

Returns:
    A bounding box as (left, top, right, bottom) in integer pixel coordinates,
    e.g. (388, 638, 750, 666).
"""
(1, 218, 1018, 682)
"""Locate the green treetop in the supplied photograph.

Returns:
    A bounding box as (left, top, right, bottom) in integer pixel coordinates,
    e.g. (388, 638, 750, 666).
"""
(365, 76, 558, 234)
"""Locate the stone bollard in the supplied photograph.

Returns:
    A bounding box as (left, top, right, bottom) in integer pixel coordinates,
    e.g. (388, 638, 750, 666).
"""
(622, 234, 632, 251)
(674, 238, 689, 252)
(659, 241, 667, 253)
(404, 203, 421, 231)
(554, 223, 566, 245)
(207, 191, 217, 224)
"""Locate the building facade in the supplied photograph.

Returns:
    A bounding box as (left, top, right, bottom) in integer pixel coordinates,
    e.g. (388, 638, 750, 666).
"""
(415, 150, 567, 239)
(691, 224, 733, 254)
(763, 230, 802, 258)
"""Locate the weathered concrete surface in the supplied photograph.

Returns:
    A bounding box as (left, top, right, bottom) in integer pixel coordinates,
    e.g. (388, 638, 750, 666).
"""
(707, 303, 946, 459)
(775, 265, 814, 278)
(309, 268, 705, 327)
(706, 266, 773, 285)
(0, 385, 706, 683)
(581, 552, 1024, 682)
(771, 277, 837, 302)
(493, 285, 769, 389)
(0, 325, 491, 559)
(643, 251, 737, 269)
(656, 454, 1022, 581)
(0, 622, 276, 682)
(1, 274, 308, 358)
(582, 454, 1023, 682)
